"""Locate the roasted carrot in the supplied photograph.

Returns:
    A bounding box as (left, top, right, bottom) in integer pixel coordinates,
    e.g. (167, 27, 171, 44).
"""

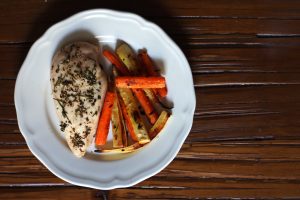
(139, 51, 157, 76)
(95, 91, 115, 146)
(118, 91, 138, 141)
(103, 49, 130, 75)
(132, 88, 158, 124)
(115, 77, 166, 89)
(139, 51, 168, 97)
(154, 87, 168, 98)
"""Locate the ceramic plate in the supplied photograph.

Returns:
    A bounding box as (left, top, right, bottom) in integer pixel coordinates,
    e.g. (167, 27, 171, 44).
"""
(14, 9, 195, 189)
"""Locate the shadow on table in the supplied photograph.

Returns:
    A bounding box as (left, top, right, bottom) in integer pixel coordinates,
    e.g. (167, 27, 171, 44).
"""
(27, 0, 188, 55)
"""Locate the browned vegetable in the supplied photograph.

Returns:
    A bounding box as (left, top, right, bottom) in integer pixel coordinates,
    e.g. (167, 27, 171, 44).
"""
(95, 92, 115, 146)
(111, 98, 127, 148)
(118, 88, 150, 144)
(132, 88, 158, 124)
(149, 110, 170, 139)
(98, 142, 142, 153)
(115, 76, 166, 89)
(116, 43, 140, 74)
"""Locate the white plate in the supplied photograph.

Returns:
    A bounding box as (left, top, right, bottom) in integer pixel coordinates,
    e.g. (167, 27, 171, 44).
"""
(14, 9, 196, 190)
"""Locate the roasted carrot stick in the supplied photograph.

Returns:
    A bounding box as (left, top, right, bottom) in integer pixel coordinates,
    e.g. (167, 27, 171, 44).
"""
(95, 92, 115, 146)
(103, 49, 130, 75)
(138, 51, 157, 76)
(118, 91, 138, 141)
(139, 51, 168, 97)
(155, 87, 168, 98)
(115, 77, 166, 89)
(132, 88, 158, 124)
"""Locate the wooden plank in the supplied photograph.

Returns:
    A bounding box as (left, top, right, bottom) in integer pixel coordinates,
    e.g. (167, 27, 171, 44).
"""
(177, 36, 300, 49)
(0, 80, 15, 105)
(0, 146, 31, 157)
(0, 173, 64, 186)
(0, 124, 20, 134)
(0, 159, 300, 188)
(0, 151, 300, 199)
(0, 187, 101, 200)
(196, 85, 300, 107)
(2, 1, 300, 43)
(113, 182, 300, 199)
(157, 18, 300, 35)
(0, 133, 25, 145)
(178, 141, 300, 161)
(194, 72, 300, 87)
(190, 115, 300, 142)
(1, 141, 300, 179)
(0, 180, 300, 199)
(0, 106, 16, 121)
(113, 179, 300, 199)
(1, 0, 300, 24)
(0, 44, 29, 79)
(3, 18, 300, 43)
(187, 47, 300, 74)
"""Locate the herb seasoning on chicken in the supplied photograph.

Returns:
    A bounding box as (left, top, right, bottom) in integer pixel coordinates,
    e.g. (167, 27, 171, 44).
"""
(51, 42, 107, 157)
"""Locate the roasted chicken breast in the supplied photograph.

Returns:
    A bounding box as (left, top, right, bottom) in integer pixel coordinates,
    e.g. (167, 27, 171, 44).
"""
(50, 42, 107, 157)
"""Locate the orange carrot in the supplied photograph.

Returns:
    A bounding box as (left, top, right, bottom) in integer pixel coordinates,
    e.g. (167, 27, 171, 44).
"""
(118, 92, 138, 141)
(155, 87, 168, 98)
(132, 88, 158, 124)
(115, 76, 166, 89)
(139, 51, 158, 76)
(95, 92, 115, 145)
(103, 50, 130, 75)
(139, 51, 168, 97)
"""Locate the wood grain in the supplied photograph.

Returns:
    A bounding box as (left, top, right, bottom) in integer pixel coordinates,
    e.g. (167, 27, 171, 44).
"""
(1, 0, 300, 199)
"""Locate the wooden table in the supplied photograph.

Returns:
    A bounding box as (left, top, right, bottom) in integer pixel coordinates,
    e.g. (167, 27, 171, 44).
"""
(1, 0, 300, 199)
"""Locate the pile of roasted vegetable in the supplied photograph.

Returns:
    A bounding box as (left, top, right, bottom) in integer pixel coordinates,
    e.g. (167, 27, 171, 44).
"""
(95, 42, 171, 153)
